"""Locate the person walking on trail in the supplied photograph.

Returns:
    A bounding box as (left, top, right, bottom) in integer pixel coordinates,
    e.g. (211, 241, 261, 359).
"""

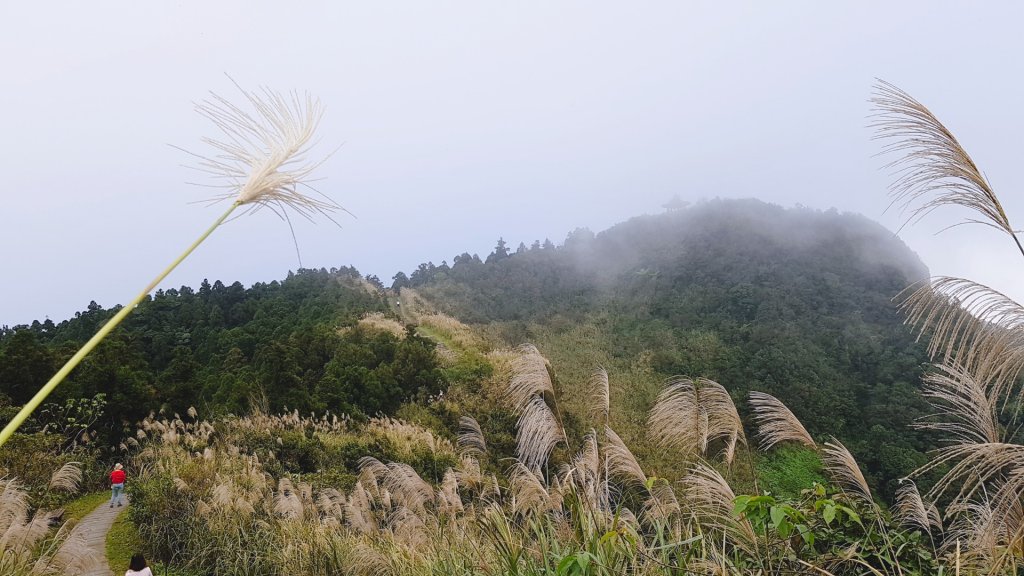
(125, 553, 153, 576)
(110, 463, 126, 508)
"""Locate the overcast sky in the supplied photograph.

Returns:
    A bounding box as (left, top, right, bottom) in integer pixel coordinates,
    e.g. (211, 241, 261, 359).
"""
(2, 2, 1023, 326)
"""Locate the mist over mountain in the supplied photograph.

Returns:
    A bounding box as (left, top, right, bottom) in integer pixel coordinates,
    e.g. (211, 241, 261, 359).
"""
(405, 199, 927, 321)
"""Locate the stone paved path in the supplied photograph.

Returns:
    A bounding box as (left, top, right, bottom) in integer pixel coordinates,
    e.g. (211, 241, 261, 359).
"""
(55, 496, 128, 576)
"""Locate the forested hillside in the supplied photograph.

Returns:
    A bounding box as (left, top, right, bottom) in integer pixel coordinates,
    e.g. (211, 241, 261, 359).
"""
(402, 199, 934, 495)
(0, 267, 444, 445)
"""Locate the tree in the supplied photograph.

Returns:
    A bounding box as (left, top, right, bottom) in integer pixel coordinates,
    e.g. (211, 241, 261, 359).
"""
(391, 271, 410, 291)
(564, 227, 595, 250)
(365, 274, 385, 291)
(0, 330, 55, 405)
(486, 238, 510, 263)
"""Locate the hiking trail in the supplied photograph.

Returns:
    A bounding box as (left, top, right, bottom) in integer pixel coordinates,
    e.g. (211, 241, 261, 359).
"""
(55, 496, 128, 576)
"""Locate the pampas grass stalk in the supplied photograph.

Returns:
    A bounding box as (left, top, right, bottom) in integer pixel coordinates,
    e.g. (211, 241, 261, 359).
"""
(0, 81, 337, 448)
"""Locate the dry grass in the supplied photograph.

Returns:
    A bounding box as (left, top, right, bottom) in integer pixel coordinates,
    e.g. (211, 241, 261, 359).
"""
(899, 278, 1024, 402)
(358, 312, 407, 340)
(588, 367, 609, 426)
(514, 395, 565, 471)
(821, 439, 873, 504)
(47, 462, 82, 494)
(748, 391, 816, 450)
(505, 344, 555, 411)
(647, 377, 744, 464)
(365, 417, 455, 462)
(872, 80, 1017, 242)
(603, 426, 647, 488)
(894, 480, 941, 537)
(121, 325, 965, 574)
(418, 313, 484, 352)
(456, 416, 487, 458)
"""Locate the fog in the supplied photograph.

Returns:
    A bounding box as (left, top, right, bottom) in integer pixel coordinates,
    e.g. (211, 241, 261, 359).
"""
(2, 2, 1023, 326)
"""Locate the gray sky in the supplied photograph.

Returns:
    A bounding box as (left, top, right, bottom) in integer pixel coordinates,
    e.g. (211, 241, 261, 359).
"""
(2, 2, 1023, 326)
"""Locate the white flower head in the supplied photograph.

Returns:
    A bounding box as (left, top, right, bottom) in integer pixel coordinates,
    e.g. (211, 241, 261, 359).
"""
(187, 78, 342, 223)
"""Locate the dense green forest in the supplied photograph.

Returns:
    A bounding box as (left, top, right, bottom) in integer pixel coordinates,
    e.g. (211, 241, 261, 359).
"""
(401, 199, 935, 496)
(0, 267, 443, 446)
(0, 199, 935, 495)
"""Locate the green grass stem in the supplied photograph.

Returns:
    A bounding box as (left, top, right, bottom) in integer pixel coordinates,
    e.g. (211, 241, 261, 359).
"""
(0, 202, 239, 448)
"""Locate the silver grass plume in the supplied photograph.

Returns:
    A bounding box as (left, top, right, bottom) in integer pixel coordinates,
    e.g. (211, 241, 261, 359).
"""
(48, 462, 82, 493)
(872, 80, 1021, 250)
(922, 442, 1024, 510)
(822, 439, 873, 504)
(699, 378, 745, 463)
(507, 461, 553, 516)
(515, 394, 565, 471)
(681, 462, 757, 556)
(436, 468, 463, 516)
(748, 391, 816, 450)
(642, 477, 681, 525)
(190, 80, 341, 221)
(357, 456, 389, 497)
(349, 543, 393, 576)
(3, 510, 53, 553)
(506, 344, 555, 411)
(899, 278, 1024, 401)
(916, 362, 1000, 445)
(388, 506, 428, 548)
(345, 482, 377, 534)
(648, 377, 744, 463)
(315, 483, 344, 516)
(455, 455, 484, 494)
(457, 415, 487, 458)
(894, 479, 941, 536)
(944, 492, 1024, 573)
(579, 429, 601, 482)
(561, 429, 603, 511)
(0, 480, 29, 534)
(383, 462, 434, 515)
(273, 477, 304, 520)
(589, 367, 610, 425)
(567, 429, 601, 488)
(909, 361, 1024, 505)
(648, 377, 704, 454)
(604, 426, 647, 488)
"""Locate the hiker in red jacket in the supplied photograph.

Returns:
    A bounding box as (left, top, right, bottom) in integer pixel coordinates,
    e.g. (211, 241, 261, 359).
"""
(110, 463, 126, 508)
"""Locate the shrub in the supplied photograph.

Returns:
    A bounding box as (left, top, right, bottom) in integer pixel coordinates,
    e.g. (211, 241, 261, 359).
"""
(756, 445, 826, 500)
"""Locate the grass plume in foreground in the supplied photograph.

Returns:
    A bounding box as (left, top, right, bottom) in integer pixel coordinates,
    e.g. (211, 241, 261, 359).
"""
(872, 79, 1024, 572)
(0, 81, 340, 448)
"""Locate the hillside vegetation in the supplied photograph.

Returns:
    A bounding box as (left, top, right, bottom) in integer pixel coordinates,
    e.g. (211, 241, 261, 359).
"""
(402, 199, 934, 496)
